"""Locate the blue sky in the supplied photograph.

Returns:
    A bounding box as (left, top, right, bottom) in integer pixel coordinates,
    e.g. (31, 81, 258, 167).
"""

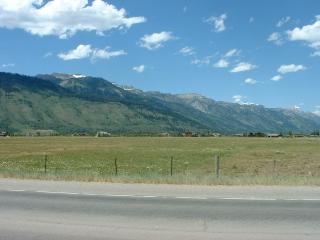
(0, 0, 319, 114)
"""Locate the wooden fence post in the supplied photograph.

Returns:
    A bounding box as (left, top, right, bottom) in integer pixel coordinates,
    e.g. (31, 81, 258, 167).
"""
(44, 154, 47, 174)
(170, 156, 173, 176)
(215, 155, 220, 178)
(114, 157, 118, 176)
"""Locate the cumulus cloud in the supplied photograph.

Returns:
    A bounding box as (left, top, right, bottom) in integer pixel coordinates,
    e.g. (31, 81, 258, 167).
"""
(311, 51, 320, 57)
(277, 16, 291, 27)
(230, 62, 257, 73)
(213, 59, 229, 68)
(0, 0, 146, 39)
(232, 95, 245, 104)
(179, 46, 195, 56)
(58, 45, 93, 60)
(58, 44, 126, 61)
(206, 14, 227, 32)
(43, 52, 53, 58)
(183, 6, 187, 13)
(213, 49, 240, 69)
(244, 78, 257, 85)
(224, 49, 241, 58)
(271, 75, 283, 81)
(277, 64, 306, 74)
(92, 48, 126, 59)
(232, 95, 255, 105)
(293, 105, 301, 112)
(1, 63, 15, 68)
(232, 95, 254, 105)
(267, 32, 284, 45)
(139, 31, 175, 50)
(132, 65, 145, 73)
(288, 16, 320, 54)
(313, 106, 320, 116)
(191, 56, 212, 66)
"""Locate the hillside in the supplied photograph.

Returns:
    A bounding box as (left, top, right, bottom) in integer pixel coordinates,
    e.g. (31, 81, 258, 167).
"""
(0, 73, 208, 134)
(1, 72, 320, 134)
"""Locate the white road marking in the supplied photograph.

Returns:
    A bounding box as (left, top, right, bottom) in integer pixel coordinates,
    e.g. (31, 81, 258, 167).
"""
(2, 189, 320, 201)
(285, 198, 320, 201)
(175, 196, 207, 200)
(7, 189, 26, 192)
(219, 197, 277, 201)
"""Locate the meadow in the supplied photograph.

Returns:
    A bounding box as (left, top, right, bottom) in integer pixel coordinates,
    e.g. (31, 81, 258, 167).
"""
(0, 136, 320, 185)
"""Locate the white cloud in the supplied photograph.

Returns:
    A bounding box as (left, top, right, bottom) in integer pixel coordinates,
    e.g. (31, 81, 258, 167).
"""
(179, 46, 195, 56)
(288, 16, 320, 54)
(92, 48, 126, 60)
(244, 78, 257, 85)
(267, 32, 284, 45)
(0, 0, 146, 39)
(271, 75, 283, 81)
(311, 51, 320, 57)
(277, 64, 306, 74)
(183, 6, 187, 13)
(232, 95, 254, 105)
(139, 31, 174, 50)
(213, 59, 229, 68)
(277, 16, 291, 27)
(1, 63, 15, 68)
(232, 95, 245, 104)
(213, 49, 240, 68)
(132, 65, 145, 73)
(230, 62, 257, 73)
(206, 14, 227, 32)
(224, 48, 241, 58)
(232, 95, 255, 105)
(58, 44, 126, 61)
(293, 105, 301, 111)
(58, 45, 93, 60)
(43, 52, 53, 58)
(313, 106, 320, 116)
(191, 56, 212, 66)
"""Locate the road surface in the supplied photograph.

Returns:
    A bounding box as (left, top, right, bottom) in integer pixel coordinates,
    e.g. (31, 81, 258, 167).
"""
(0, 179, 320, 240)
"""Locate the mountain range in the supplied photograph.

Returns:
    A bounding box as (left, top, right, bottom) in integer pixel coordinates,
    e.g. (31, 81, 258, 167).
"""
(1, 72, 319, 135)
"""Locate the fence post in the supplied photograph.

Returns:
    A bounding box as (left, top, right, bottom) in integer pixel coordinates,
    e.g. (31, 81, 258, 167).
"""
(215, 155, 220, 178)
(114, 157, 118, 176)
(44, 154, 47, 174)
(170, 156, 173, 176)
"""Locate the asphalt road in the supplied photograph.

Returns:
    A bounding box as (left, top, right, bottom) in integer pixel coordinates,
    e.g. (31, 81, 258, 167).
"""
(0, 180, 320, 240)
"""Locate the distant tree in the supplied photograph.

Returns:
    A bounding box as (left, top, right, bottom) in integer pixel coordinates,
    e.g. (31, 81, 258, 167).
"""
(255, 132, 266, 137)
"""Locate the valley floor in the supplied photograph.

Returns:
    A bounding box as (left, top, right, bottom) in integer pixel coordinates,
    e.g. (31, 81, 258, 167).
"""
(0, 136, 320, 185)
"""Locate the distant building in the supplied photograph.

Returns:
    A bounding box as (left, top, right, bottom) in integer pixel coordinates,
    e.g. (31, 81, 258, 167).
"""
(96, 131, 111, 137)
(267, 133, 281, 138)
(182, 132, 200, 137)
(26, 130, 57, 137)
(310, 134, 320, 138)
(293, 134, 305, 138)
(0, 131, 8, 137)
(209, 133, 221, 137)
(159, 132, 170, 137)
(233, 133, 244, 137)
(72, 132, 89, 137)
(183, 132, 193, 137)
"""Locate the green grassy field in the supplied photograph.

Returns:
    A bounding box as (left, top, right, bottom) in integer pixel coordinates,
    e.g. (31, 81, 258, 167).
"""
(0, 137, 320, 185)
